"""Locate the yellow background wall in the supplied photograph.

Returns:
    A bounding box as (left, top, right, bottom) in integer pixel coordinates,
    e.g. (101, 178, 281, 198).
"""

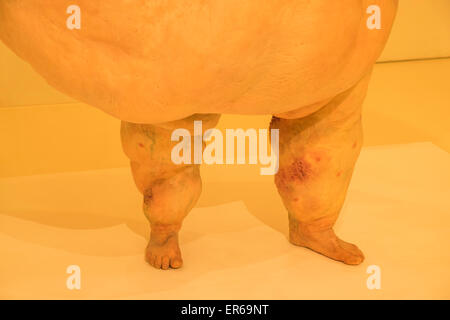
(1, 0, 450, 177)
(378, 0, 450, 61)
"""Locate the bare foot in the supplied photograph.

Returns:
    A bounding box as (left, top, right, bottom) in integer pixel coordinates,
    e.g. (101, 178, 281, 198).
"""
(289, 221, 364, 265)
(145, 231, 183, 270)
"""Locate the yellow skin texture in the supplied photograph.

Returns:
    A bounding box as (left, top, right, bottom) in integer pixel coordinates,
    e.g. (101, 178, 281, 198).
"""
(0, 1, 398, 268)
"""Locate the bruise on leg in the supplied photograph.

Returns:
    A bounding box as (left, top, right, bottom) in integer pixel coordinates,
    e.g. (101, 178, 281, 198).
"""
(276, 157, 313, 189)
(284, 158, 313, 182)
(275, 151, 326, 191)
(274, 142, 333, 195)
(143, 188, 153, 214)
(271, 73, 371, 265)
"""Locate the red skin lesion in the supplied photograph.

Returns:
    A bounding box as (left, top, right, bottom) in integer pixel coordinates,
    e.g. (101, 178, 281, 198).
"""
(275, 151, 330, 191)
(143, 188, 153, 205)
(288, 159, 313, 181)
(275, 158, 313, 191)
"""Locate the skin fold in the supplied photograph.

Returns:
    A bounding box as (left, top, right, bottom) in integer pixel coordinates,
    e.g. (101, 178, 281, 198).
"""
(0, 0, 397, 123)
(0, 1, 398, 269)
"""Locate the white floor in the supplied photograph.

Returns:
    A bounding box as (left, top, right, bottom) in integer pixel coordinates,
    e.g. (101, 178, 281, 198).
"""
(0, 142, 449, 299)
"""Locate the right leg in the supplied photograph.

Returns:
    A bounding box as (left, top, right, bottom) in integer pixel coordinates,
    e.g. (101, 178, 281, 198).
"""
(271, 74, 371, 265)
(121, 114, 220, 270)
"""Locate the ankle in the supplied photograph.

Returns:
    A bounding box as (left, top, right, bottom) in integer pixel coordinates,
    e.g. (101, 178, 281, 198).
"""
(150, 223, 180, 243)
(288, 217, 334, 236)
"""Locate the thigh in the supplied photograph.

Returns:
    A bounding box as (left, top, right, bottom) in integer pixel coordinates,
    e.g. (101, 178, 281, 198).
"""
(120, 113, 220, 176)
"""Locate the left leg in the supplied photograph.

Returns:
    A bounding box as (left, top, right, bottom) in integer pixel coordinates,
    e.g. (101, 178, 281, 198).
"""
(270, 73, 372, 265)
(121, 114, 220, 269)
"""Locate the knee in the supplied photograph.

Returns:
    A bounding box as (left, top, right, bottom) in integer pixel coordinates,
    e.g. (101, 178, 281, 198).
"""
(142, 166, 202, 213)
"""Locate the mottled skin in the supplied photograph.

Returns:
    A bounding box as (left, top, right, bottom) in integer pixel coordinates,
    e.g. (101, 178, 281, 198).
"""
(0, 1, 398, 268)
(271, 73, 371, 265)
(121, 114, 220, 268)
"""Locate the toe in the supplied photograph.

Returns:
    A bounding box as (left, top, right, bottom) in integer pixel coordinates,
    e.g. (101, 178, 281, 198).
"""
(161, 256, 170, 270)
(149, 253, 157, 267)
(338, 239, 362, 254)
(154, 255, 162, 269)
(353, 247, 365, 261)
(145, 252, 151, 263)
(344, 254, 364, 265)
(337, 240, 365, 265)
(145, 233, 183, 270)
(171, 257, 183, 269)
(341, 249, 365, 265)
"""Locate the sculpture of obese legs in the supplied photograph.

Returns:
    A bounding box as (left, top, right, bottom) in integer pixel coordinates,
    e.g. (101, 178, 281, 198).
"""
(121, 71, 370, 269)
(271, 72, 372, 265)
(121, 114, 221, 269)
